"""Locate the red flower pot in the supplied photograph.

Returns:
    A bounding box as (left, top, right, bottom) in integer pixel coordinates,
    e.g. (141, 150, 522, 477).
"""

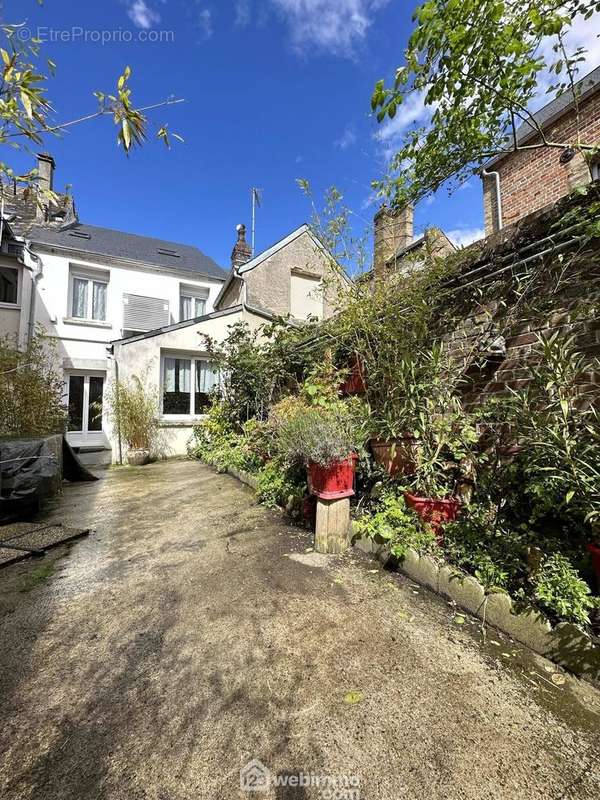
(404, 492, 460, 542)
(587, 543, 600, 584)
(308, 455, 356, 500)
(339, 354, 366, 395)
(370, 436, 418, 477)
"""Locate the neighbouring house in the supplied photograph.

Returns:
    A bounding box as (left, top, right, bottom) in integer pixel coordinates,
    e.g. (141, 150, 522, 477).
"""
(371, 204, 456, 285)
(215, 221, 349, 319)
(0, 154, 228, 463)
(107, 222, 348, 461)
(482, 65, 600, 236)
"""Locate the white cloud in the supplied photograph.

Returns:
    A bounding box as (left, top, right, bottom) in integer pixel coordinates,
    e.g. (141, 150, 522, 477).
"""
(196, 7, 214, 39)
(235, 0, 251, 27)
(447, 227, 485, 248)
(127, 0, 160, 29)
(269, 0, 390, 56)
(373, 90, 434, 159)
(334, 125, 357, 150)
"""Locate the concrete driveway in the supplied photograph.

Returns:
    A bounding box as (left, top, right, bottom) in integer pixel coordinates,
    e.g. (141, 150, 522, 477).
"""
(0, 459, 599, 800)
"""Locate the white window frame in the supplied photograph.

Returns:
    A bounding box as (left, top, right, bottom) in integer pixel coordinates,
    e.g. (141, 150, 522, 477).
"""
(592, 161, 600, 181)
(68, 266, 109, 322)
(179, 285, 209, 322)
(160, 354, 218, 418)
(0, 263, 20, 307)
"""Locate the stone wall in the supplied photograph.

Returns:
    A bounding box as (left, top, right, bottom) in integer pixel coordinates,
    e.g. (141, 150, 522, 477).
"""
(244, 230, 345, 319)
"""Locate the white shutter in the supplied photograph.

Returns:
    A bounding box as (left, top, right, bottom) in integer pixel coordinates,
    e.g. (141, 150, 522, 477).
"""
(123, 294, 170, 332)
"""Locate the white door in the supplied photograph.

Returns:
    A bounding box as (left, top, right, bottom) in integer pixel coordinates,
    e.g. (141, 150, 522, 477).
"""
(66, 372, 107, 448)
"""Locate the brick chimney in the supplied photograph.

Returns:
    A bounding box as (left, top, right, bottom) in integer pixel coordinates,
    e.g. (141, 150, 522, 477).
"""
(36, 153, 55, 221)
(373, 205, 413, 282)
(231, 223, 252, 268)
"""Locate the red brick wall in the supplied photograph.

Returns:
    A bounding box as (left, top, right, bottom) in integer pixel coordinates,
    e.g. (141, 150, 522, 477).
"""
(483, 91, 600, 235)
(443, 188, 600, 404)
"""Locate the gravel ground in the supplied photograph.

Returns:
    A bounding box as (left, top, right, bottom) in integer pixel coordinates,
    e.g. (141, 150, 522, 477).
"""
(0, 459, 599, 800)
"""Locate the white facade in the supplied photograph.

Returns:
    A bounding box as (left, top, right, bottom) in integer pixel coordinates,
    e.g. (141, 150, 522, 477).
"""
(4, 241, 224, 455)
(109, 305, 270, 460)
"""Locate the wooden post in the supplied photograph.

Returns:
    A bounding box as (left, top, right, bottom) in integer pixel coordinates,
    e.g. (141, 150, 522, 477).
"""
(315, 497, 350, 554)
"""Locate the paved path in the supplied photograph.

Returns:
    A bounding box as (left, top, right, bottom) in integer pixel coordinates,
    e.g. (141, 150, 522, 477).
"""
(0, 460, 599, 800)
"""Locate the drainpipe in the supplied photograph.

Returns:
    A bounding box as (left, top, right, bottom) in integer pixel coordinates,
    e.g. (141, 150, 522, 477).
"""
(19, 241, 43, 348)
(482, 168, 503, 231)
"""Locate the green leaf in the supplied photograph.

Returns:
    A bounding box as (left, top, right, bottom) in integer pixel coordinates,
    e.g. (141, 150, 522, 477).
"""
(343, 690, 363, 705)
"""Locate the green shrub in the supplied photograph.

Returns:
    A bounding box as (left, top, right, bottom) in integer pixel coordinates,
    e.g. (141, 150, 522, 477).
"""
(443, 505, 528, 592)
(256, 460, 306, 509)
(532, 553, 598, 627)
(354, 491, 439, 559)
(0, 330, 66, 437)
(190, 401, 264, 474)
(104, 373, 160, 453)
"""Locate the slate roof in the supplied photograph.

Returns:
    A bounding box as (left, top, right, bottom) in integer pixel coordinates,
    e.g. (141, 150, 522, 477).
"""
(27, 222, 227, 280)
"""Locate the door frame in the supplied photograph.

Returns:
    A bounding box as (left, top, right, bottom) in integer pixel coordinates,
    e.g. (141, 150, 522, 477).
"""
(65, 370, 108, 448)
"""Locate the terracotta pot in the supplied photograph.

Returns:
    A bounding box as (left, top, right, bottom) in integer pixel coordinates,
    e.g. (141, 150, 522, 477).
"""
(127, 448, 150, 466)
(404, 492, 460, 543)
(587, 543, 600, 585)
(307, 455, 356, 500)
(370, 435, 418, 477)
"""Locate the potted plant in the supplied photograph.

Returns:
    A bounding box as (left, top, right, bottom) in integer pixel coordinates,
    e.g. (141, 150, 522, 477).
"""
(404, 394, 478, 540)
(105, 374, 160, 465)
(271, 397, 365, 500)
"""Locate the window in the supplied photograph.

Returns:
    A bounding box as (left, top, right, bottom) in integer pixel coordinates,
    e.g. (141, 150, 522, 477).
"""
(179, 286, 209, 321)
(162, 356, 218, 416)
(290, 272, 323, 320)
(0, 266, 18, 304)
(592, 161, 600, 181)
(70, 272, 108, 321)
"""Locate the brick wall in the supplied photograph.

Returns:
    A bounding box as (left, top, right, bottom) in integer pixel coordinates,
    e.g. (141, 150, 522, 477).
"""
(483, 90, 600, 235)
(442, 187, 600, 403)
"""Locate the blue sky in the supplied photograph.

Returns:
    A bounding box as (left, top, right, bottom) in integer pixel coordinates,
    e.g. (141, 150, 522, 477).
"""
(0, 1, 550, 268)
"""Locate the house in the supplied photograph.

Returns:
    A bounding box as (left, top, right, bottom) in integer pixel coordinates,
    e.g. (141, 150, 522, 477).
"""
(108, 221, 348, 461)
(371, 204, 456, 284)
(482, 65, 600, 235)
(1, 154, 349, 463)
(0, 154, 228, 462)
(215, 221, 347, 319)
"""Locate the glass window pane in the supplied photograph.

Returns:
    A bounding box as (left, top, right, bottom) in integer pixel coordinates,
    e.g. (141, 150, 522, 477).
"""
(195, 360, 217, 413)
(88, 377, 104, 431)
(0, 267, 18, 304)
(162, 357, 191, 414)
(68, 376, 84, 431)
(92, 282, 107, 321)
(180, 295, 192, 321)
(72, 278, 88, 318)
(194, 298, 206, 317)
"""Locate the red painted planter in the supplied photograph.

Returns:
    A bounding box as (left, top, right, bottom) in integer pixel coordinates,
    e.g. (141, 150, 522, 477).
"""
(587, 543, 600, 584)
(339, 354, 366, 396)
(404, 492, 460, 542)
(308, 455, 356, 500)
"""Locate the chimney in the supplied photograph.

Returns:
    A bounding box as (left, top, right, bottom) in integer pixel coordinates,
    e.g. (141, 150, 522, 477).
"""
(373, 204, 413, 282)
(37, 153, 55, 192)
(36, 153, 55, 221)
(231, 223, 252, 268)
